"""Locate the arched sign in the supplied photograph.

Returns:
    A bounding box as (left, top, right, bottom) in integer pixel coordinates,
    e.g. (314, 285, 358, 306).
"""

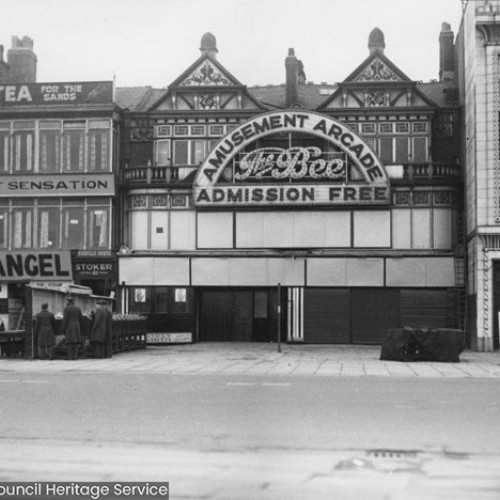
(194, 110, 390, 207)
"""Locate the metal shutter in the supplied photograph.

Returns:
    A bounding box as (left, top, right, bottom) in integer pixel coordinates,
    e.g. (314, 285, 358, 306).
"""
(304, 289, 350, 343)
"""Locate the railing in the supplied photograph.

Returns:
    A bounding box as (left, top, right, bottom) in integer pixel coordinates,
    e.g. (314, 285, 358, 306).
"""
(124, 165, 198, 186)
(124, 162, 461, 187)
(402, 163, 461, 182)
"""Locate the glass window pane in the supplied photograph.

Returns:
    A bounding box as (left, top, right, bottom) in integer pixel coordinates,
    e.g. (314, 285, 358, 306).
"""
(0, 132, 9, 172)
(154, 287, 169, 313)
(12, 208, 33, 248)
(156, 140, 170, 166)
(379, 138, 393, 163)
(38, 207, 60, 249)
(63, 129, 85, 171)
(40, 130, 61, 172)
(254, 291, 268, 318)
(174, 140, 188, 164)
(62, 206, 84, 249)
(13, 131, 34, 172)
(413, 137, 428, 162)
(191, 140, 205, 165)
(173, 288, 190, 313)
(87, 207, 109, 249)
(0, 210, 8, 248)
(395, 138, 409, 163)
(88, 129, 109, 171)
(129, 287, 151, 314)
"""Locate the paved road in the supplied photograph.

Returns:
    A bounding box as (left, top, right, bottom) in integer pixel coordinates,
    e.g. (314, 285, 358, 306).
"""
(0, 362, 499, 500)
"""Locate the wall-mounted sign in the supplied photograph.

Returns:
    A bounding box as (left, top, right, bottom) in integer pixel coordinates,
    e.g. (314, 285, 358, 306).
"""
(194, 110, 390, 207)
(73, 261, 116, 279)
(195, 185, 389, 207)
(0, 81, 113, 106)
(0, 174, 115, 197)
(0, 252, 72, 281)
(235, 147, 346, 181)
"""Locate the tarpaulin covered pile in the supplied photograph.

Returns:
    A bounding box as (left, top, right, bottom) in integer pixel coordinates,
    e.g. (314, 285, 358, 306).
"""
(380, 327, 465, 363)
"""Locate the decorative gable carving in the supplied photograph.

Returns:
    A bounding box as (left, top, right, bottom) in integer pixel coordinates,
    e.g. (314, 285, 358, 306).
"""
(181, 60, 233, 86)
(354, 58, 402, 82)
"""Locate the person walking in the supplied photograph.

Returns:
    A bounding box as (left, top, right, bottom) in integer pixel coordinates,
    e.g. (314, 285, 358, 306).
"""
(62, 296, 82, 360)
(34, 303, 56, 360)
(90, 301, 107, 359)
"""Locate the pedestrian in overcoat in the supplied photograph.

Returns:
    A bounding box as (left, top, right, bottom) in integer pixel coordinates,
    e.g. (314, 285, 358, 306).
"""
(90, 301, 107, 359)
(62, 296, 82, 360)
(35, 303, 56, 360)
(104, 301, 113, 358)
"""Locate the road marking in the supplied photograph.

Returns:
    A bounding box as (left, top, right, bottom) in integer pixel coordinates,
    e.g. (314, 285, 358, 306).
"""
(226, 382, 292, 387)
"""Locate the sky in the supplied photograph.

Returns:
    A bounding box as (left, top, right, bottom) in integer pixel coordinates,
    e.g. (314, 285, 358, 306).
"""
(0, 0, 464, 89)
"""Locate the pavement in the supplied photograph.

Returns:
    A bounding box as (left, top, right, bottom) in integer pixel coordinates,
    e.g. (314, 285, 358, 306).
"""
(1, 343, 500, 499)
(1, 342, 500, 378)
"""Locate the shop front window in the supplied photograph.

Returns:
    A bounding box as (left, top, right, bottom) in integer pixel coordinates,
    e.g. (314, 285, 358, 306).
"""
(173, 288, 190, 313)
(154, 287, 169, 313)
(130, 287, 151, 314)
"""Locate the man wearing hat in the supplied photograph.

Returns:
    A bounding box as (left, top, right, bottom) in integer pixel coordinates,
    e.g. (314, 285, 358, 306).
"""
(62, 296, 83, 360)
(34, 303, 56, 360)
(91, 300, 107, 359)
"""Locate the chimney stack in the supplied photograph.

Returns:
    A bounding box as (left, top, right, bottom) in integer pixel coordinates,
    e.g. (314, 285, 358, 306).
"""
(439, 22, 455, 81)
(286, 48, 299, 108)
(0, 45, 9, 82)
(7, 36, 37, 83)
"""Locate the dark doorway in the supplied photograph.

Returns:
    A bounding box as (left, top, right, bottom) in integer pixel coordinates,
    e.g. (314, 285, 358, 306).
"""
(198, 288, 286, 342)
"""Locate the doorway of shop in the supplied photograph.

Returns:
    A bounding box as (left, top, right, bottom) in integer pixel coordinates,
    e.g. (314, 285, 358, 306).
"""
(198, 288, 286, 342)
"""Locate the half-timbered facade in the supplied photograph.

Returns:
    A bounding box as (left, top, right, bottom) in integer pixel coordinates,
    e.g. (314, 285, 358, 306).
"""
(118, 28, 462, 345)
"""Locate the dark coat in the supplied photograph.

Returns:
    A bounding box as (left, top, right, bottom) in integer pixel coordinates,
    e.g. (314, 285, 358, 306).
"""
(91, 307, 107, 344)
(35, 309, 56, 347)
(62, 304, 83, 343)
